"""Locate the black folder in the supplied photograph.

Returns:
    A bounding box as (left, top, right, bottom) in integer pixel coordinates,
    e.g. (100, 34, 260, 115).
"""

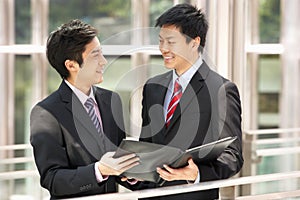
(113, 136, 237, 183)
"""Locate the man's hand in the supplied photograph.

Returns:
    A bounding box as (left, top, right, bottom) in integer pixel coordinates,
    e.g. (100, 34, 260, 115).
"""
(98, 152, 140, 176)
(156, 158, 198, 181)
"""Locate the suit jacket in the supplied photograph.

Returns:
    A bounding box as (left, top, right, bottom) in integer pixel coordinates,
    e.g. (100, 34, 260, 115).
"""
(137, 61, 243, 200)
(30, 81, 127, 199)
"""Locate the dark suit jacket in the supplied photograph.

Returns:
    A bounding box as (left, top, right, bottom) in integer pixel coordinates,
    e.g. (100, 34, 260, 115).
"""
(137, 61, 243, 200)
(30, 81, 128, 199)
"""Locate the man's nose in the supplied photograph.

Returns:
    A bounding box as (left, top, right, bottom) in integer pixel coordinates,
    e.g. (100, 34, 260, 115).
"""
(159, 43, 170, 53)
(99, 54, 107, 65)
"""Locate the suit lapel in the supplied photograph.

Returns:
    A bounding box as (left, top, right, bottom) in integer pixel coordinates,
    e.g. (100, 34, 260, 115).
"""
(59, 81, 104, 159)
(149, 72, 172, 106)
(94, 86, 121, 152)
(165, 62, 210, 134)
(94, 88, 111, 139)
(148, 72, 172, 144)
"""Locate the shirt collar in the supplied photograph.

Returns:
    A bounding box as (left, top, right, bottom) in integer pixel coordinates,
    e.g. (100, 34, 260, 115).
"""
(64, 80, 97, 106)
(172, 55, 203, 91)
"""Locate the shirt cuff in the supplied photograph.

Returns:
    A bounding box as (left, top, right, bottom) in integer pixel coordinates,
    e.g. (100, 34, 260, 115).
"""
(94, 162, 109, 183)
(127, 178, 138, 185)
(187, 169, 200, 184)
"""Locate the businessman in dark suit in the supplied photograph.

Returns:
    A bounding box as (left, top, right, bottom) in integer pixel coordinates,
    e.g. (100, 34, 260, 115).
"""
(30, 19, 139, 199)
(137, 4, 243, 200)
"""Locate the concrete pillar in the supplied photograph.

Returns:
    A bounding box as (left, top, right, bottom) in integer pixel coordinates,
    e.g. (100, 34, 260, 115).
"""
(129, 0, 150, 138)
(0, 0, 15, 198)
(280, 0, 300, 193)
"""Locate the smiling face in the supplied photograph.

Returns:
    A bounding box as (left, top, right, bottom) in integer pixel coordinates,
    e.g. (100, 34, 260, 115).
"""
(159, 25, 200, 75)
(75, 37, 107, 89)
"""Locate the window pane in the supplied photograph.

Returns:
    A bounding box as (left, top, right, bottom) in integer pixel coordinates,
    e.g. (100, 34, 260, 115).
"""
(100, 56, 131, 132)
(14, 55, 32, 144)
(257, 55, 280, 127)
(49, 0, 132, 45)
(149, 55, 169, 76)
(15, 0, 31, 43)
(149, 0, 173, 44)
(14, 55, 34, 195)
(259, 0, 281, 43)
(47, 64, 61, 94)
(258, 55, 281, 128)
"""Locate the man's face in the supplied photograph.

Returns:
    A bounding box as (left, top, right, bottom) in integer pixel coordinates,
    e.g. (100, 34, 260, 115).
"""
(159, 25, 197, 75)
(76, 37, 107, 87)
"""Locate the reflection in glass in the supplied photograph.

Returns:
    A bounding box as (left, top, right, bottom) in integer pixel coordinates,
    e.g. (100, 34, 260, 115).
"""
(15, 0, 31, 44)
(49, 0, 131, 45)
(259, 0, 280, 43)
(14, 55, 33, 195)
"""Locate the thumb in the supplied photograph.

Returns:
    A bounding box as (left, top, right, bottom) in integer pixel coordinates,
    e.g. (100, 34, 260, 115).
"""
(188, 158, 195, 166)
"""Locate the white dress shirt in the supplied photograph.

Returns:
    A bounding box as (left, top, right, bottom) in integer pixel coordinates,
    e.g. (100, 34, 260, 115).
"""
(162, 56, 203, 184)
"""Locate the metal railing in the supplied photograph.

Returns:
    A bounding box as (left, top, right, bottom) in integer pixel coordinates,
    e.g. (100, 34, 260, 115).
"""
(0, 128, 299, 200)
(62, 171, 300, 200)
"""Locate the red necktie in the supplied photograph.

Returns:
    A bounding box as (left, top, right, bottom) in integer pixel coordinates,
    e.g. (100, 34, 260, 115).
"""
(166, 78, 182, 127)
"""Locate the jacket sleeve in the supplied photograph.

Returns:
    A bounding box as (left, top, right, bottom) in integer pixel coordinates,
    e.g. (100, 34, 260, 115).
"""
(198, 81, 244, 181)
(30, 105, 105, 197)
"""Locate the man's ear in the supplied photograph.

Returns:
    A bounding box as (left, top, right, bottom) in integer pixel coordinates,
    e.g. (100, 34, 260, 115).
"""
(65, 59, 79, 72)
(192, 36, 201, 49)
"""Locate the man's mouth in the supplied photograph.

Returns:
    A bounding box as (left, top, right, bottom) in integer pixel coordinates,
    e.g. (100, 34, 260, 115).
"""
(96, 69, 104, 74)
(163, 55, 174, 62)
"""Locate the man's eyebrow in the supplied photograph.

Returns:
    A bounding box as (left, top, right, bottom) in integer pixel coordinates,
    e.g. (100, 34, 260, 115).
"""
(159, 35, 175, 40)
(91, 48, 101, 54)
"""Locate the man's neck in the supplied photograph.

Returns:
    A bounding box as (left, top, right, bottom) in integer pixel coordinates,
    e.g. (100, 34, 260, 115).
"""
(175, 55, 200, 76)
(65, 77, 91, 96)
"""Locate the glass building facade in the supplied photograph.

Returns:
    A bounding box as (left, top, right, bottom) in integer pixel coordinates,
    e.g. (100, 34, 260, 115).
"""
(0, 0, 299, 199)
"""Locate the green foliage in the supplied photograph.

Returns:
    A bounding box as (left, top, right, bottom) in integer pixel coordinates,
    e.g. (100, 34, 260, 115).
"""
(259, 0, 281, 43)
(14, 56, 32, 144)
(15, 0, 31, 43)
(149, 0, 173, 27)
(49, 0, 131, 34)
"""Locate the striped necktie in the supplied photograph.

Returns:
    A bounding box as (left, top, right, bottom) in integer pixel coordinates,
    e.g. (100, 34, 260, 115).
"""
(84, 97, 106, 153)
(166, 78, 182, 128)
(84, 97, 102, 133)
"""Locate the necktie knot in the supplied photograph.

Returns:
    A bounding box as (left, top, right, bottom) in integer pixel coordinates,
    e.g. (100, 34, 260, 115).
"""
(84, 98, 95, 109)
(173, 78, 182, 95)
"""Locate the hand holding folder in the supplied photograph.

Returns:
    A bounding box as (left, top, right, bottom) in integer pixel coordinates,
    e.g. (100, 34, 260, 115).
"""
(113, 136, 237, 183)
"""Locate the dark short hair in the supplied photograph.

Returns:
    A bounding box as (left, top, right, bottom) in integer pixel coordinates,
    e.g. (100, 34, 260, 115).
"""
(46, 19, 98, 78)
(155, 3, 208, 53)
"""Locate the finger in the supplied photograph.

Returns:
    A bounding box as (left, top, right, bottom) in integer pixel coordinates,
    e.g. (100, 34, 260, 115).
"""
(117, 156, 140, 169)
(188, 158, 195, 166)
(104, 151, 116, 158)
(163, 164, 175, 174)
(119, 160, 140, 172)
(156, 167, 163, 174)
(117, 153, 138, 164)
(121, 177, 128, 182)
(157, 168, 172, 181)
(157, 167, 170, 176)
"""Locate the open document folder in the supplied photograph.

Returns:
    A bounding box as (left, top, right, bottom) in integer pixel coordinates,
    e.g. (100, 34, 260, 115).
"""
(113, 136, 237, 183)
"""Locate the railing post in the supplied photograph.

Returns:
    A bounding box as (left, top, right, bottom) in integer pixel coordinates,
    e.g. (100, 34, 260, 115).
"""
(220, 186, 236, 199)
(241, 131, 255, 196)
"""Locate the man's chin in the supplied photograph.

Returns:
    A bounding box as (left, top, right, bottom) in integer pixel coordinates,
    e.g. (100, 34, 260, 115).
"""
(96, 78, 103, 84)
(164, 63, 175, 70)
